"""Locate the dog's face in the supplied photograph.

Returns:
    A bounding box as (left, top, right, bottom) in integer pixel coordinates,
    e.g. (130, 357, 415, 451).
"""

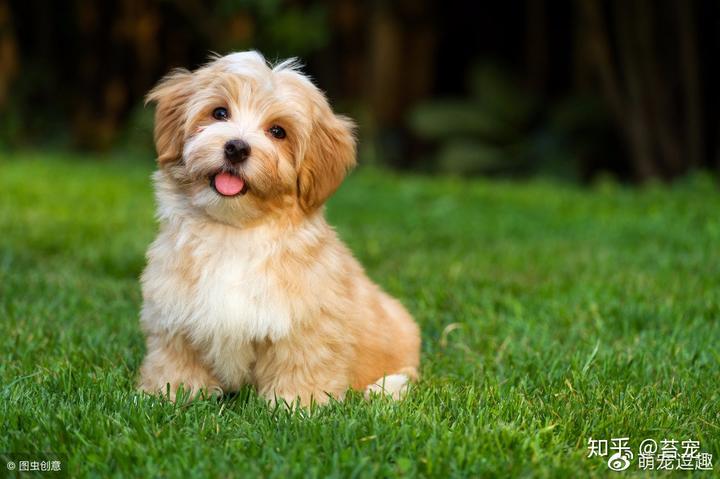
(147, 51, 356, 224)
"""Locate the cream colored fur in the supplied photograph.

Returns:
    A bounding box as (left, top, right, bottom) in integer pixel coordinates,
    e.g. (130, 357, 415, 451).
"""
(138, 51, 420, 406)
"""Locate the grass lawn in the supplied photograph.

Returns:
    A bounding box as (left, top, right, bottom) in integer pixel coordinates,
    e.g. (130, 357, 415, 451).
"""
(1, 151, 718, 477)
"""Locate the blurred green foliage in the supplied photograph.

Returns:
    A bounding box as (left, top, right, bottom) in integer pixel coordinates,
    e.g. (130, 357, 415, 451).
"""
(0, 0, 333, 152)
(1, 1, 717, 181)
(215, 0, 329, 55)
(408, 64, 621, 180)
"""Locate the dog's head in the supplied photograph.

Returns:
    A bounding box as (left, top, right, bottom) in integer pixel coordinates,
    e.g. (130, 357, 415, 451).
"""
(146, 51, 356, 224)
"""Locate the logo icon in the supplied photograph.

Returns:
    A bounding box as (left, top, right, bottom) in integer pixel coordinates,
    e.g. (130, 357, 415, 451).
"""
(607, 451, 632, 471)
(607, 437, 633, 471)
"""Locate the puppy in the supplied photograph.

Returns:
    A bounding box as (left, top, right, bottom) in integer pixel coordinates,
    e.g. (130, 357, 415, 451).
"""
(138, 51, 420, 406)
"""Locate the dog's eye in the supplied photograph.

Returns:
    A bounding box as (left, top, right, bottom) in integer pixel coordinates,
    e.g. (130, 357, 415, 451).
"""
(212, 107, 229, 121)
(268, 125, 286, 139)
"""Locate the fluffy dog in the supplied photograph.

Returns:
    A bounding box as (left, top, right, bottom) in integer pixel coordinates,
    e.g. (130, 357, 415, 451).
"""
(138, 51, 420, 406)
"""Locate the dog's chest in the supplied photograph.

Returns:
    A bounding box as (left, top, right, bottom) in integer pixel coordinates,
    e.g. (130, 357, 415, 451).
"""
(148, 226, 298, 345)
(192, 248, 293, 341)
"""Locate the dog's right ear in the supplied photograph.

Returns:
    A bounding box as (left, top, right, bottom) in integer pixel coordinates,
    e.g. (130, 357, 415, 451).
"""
(145, 69, 193, 166)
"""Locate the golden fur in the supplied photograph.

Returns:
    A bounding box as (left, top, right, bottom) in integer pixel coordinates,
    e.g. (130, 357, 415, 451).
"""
(138, 51, 420, 405)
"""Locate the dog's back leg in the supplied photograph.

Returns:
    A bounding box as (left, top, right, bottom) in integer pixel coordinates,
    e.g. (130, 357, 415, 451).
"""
(364, 367, 418, 400)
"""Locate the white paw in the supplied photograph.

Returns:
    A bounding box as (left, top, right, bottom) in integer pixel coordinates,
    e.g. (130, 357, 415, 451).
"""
(364, 374, 410, 400)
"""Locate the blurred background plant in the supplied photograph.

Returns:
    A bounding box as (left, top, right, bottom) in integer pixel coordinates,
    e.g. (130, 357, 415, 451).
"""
(0, 0, 717, 183)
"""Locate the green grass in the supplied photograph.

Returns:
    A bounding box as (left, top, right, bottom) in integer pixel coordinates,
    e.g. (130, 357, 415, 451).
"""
(1, 151, 718, 478)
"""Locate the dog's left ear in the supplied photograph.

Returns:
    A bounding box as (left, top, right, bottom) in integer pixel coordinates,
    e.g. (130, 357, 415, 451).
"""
(297, 102, 357, 212)
(145, 69, 193, 166)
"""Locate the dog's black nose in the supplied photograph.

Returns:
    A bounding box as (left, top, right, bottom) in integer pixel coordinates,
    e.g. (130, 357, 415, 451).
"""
(224, 139, 251, 163)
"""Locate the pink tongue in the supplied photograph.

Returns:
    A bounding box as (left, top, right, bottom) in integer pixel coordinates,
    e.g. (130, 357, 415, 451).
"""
(214, 172, 245, 196)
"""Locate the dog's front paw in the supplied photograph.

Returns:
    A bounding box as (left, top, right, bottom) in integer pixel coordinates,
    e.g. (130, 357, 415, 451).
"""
(139, 334, 224, 402)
